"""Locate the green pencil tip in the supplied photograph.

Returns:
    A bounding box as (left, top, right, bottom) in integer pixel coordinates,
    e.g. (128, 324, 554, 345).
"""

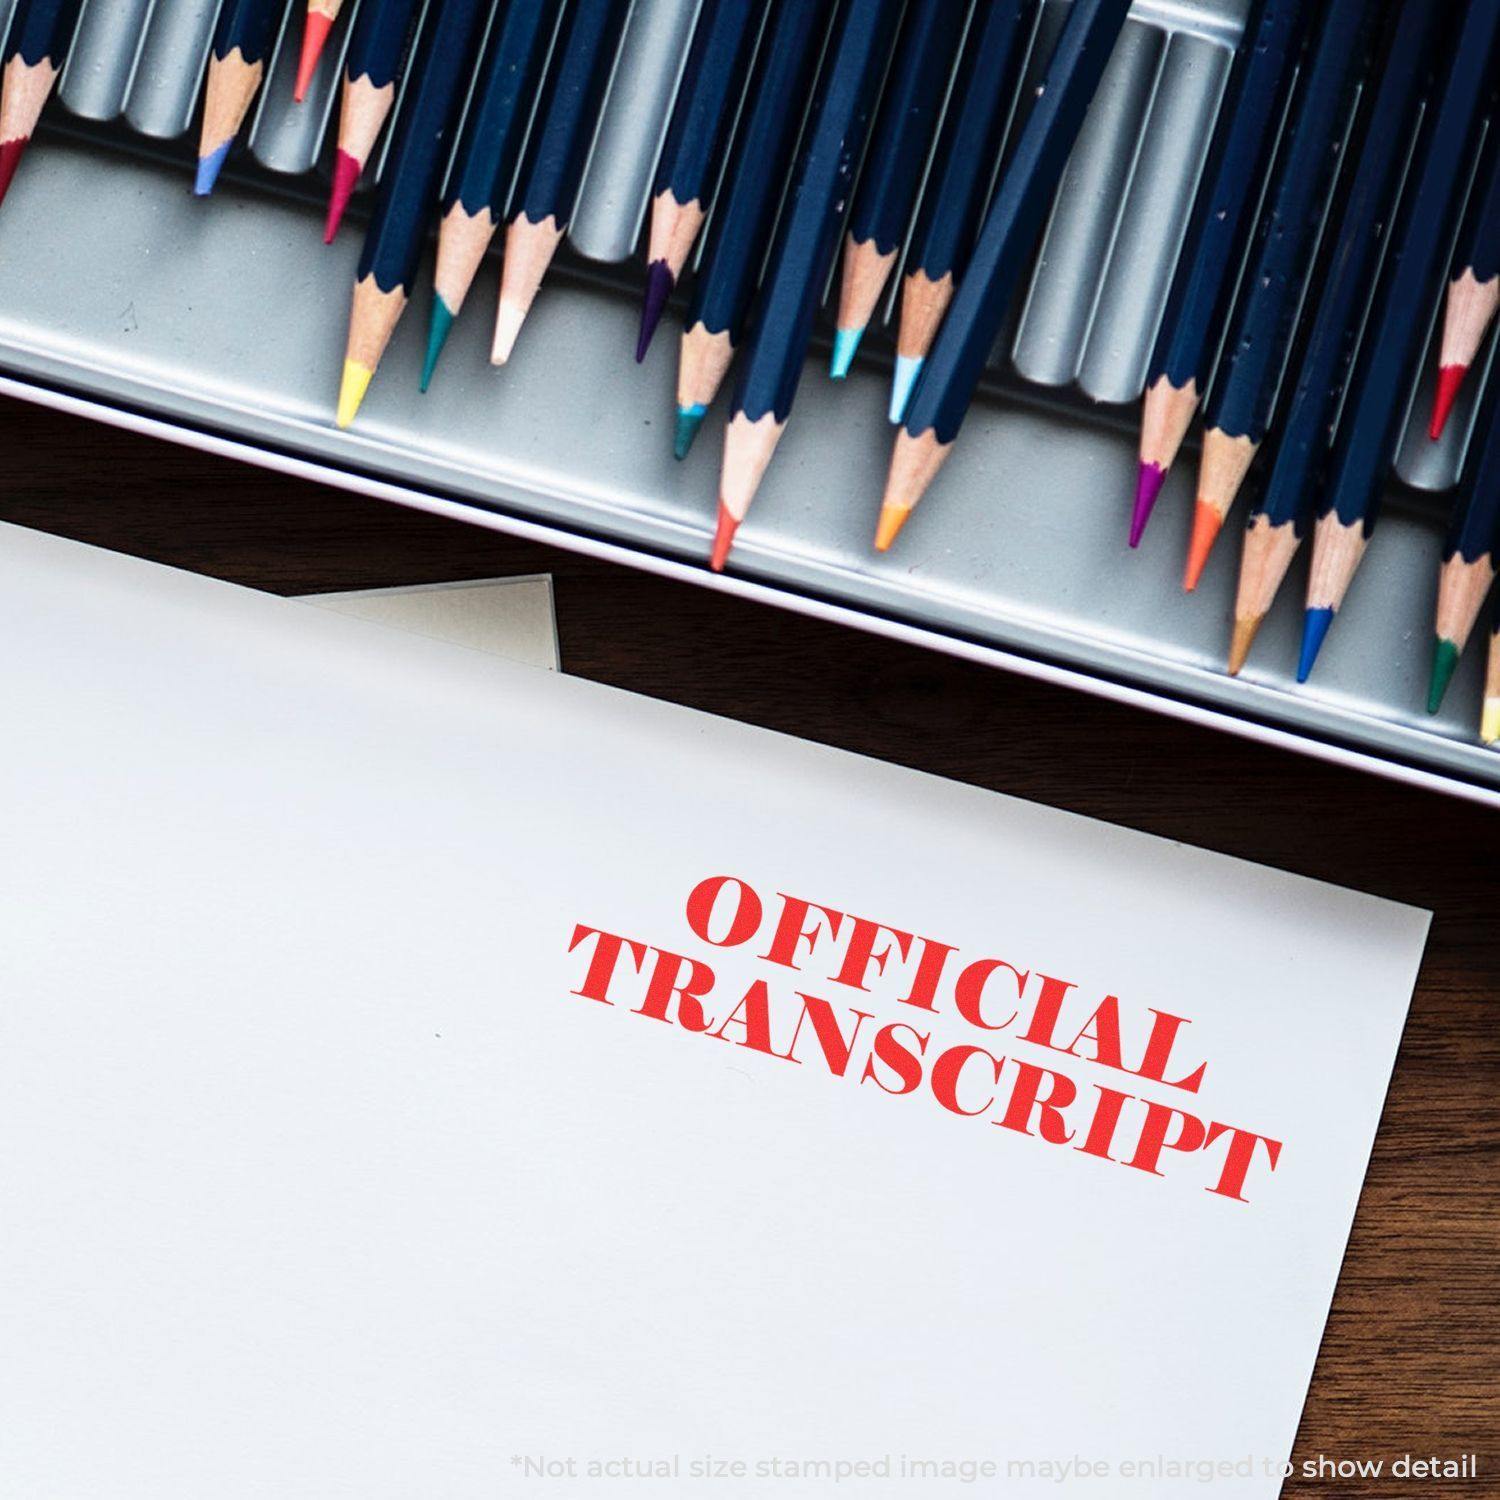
(673, 404, 707, 460)
(830, 326, 864, 380)
(1427, 638, 1460, 715)
(420, 298, 456, 392)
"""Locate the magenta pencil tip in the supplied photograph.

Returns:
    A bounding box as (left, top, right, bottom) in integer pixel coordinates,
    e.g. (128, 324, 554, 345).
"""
(636, 261, 674, 363)
(1129, 462, 1166, 548)
(324, 150, 361, 243)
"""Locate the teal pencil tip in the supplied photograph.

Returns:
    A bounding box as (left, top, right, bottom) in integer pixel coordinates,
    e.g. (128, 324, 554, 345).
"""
(830, 326, 864, 380)
(193, 140, 232, 197)
(1427, 637, 1460, 715)
(889, 355, 923, 424)
(1297, 607, 1335, 684)
(420, 296, 456, 392)
(673, 404, 707, 460)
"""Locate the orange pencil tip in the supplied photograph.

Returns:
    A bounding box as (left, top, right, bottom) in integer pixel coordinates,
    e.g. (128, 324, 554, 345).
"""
(874, 500, 910, 553)
(1227, 617, 1260, 677)
(709, 506, 738, 572)
(1429, 364, 1467, 441)
(1182, 501, 1223, 592)
(294, 12, 335, 101)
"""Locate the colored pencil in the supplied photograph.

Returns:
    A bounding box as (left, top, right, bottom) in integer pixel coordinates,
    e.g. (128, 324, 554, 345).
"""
(637, 0, 759, 362)
(1186, 0, 1377, 591)
(1230, 0, 1444, 674)
(712, 0, 903, 571)
(1431, 127, 1500, 439)
(673, 0, 826, 460)
(0, 0, 82, 210)
(830, 0, 966, 382)
(1300, 0, 1500, 683)
(294, 0, 345, 102)
(336, 0, 490, 429)
(1427, 375, 1500, 711)
(195, 0, 287, 197)
(877, 0, 1133, 553)
(325, 0, 421, 240)
(420, 0, 558, 389)
(493, 0, 629, 366)
(890, 0, 1032, 425)
(1130, 0, 1308, 547)
(1484, 610, 1500, 741)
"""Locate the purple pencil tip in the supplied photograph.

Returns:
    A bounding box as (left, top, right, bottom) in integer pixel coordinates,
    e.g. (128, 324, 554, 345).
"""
(1128, 461, 1167, 548)
(636, 261, 675, 364)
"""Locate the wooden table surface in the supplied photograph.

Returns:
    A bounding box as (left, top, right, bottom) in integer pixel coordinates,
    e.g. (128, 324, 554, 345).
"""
(5, 396, 1494, 1494)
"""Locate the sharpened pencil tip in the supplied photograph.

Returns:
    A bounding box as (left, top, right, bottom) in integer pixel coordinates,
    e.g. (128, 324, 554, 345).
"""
(1482, 698, 1500, 745)
(636, 261, 674, 363)
(874, 500, 911, 553)
(324, 150, 361, 242)
(0, 136, 30, 210)
(491, 301, 525, 365)
(1298, 607, 1334, 684)
(1429, 364, 1468, 441)
(193, 140, 232, 197)
(1129, 461, 1166, 548)
(830, 325, 864, 380)
(673, 404, 707, 460)
(294, 11, 335, 101)
(421, 296, 456, 392)
(1183, 501, 1222, 591)
(1427, 637, 1460, 714)
(710, 505, 738, 572)
(1227, 617, 1261, 677)
(336, 359, 373, 429)
(889, 356, 923, 424)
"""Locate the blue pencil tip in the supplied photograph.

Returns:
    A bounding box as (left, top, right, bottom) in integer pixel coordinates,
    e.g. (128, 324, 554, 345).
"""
(193, 141, 232, 197)
(889, 356, 923, 424)
(830, 326, 864, 380)
(1297, 608, 1335, 684)
(673, 404, 707, 461)
(420, 296, 456, 392)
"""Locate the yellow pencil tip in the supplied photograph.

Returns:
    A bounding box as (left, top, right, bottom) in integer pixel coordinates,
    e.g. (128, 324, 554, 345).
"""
(874, 500, 911, 553)
(1482, 700, 1500, 746)
(336, 360, 374, 429)
(1227, 616, 1261, 677)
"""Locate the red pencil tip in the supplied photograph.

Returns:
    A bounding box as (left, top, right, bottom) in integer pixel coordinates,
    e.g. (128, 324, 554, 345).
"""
(709, 506, 739, 572)
(1429, 364, 1468, 441)
(0, 136, 31, 211)
(324, 150, 361, 243)
(294, 12, 335, 102)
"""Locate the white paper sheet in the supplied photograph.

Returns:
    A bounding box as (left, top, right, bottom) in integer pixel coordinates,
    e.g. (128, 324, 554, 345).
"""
(0, 523, 1430, 1499)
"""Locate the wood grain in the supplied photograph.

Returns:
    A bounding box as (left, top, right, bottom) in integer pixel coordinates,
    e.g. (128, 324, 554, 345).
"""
(2, 395, 1494, 1493)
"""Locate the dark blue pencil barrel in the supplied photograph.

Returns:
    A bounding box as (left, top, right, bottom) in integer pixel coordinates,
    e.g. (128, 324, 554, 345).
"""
(639, 0, 760, 359)
(902, 0, 1032, 289)
(1300, 0, 1500, 682)
(442, 0, 559, 224)
(1204, 0, 1378, 448)
(673, 0, 828, 457)
(2, 0, 83, 66)
(345, 0, 419, 87)
(683, 2, 827, 345)
(512, 0, 630, 231)
(357, 0, 490, 295)
(1130, 0, 1309, 545)
(729, 0, 905, 429)
(1252, 0, 1444, 538)
(830, 0, 967, 376)
(902, 0, 1134, 448)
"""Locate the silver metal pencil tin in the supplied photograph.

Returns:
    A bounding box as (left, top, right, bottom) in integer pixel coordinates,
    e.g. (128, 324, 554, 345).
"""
(3, 0, 1498, 805)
